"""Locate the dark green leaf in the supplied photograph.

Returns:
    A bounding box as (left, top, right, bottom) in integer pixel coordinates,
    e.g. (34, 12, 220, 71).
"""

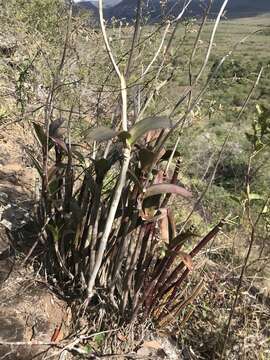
(49, 179, 61, 195)
(49, 118, 65, 138)
(138, 148, 155, 170)
(25, 148, 43, 177)
(72, 149, 85, 164)
(46, 224, 59, 242)
(229, 195, 242, 205)
(128, 169, 144, 193)
(94, 158, 110, 179)
(33, 122, 47, 147)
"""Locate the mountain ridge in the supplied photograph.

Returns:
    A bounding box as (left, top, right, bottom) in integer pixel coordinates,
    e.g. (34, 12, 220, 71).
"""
(76, 0, 270, 21)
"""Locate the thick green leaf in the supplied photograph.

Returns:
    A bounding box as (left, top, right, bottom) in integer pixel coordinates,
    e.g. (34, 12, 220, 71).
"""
(86, 126, 119, 142)
(248, 193, 263, 201)
(144, 184, 192, 199)
(129, 116, 174, 145)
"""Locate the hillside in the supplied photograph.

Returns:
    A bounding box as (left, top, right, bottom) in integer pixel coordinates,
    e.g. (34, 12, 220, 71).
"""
(1, 1, 270, 359)
(76, 0, 270, 20)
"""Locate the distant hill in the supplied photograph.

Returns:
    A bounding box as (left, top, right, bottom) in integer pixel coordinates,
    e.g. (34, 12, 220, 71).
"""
(76, 0, 270, 21)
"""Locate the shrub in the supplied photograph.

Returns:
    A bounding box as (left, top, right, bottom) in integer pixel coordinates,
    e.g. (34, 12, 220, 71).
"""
(16, 0, 238, 332)
(209, 58, 248, 85)
(28, 116, 225, 326)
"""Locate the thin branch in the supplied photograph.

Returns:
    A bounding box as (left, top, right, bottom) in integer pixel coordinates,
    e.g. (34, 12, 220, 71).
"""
(125, 0, 143, 79)
(98, 0, 127, 130)
(141, 22, 171, 78)
(196, 0, 229, 82)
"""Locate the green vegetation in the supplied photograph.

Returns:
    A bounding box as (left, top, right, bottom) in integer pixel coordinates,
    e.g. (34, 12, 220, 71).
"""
(0, 0, 269, 358)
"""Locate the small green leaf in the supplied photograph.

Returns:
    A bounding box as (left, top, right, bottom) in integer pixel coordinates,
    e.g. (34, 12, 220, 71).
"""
(129, 116, 174, 145)
(245, 132, 255, 144)
(93, 333, 105, 346)
(144, 183, 192, 199)
(255, 141, 264, 151)
(49, 179, 60, 195)
(46, 224, 59, 242)
(83, 344, 92, 354)
(248, 193, 263, 201)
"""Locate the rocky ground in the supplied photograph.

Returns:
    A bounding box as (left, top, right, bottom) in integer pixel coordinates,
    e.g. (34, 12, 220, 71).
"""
(0, 124, 70, 360)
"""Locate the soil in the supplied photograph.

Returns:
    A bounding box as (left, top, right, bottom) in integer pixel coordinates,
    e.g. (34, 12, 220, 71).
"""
(0, 262, 70, 360)
(0, 124, 70, 360)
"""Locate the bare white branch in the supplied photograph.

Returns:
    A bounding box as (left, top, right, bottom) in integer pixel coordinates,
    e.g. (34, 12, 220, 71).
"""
(87, 0, 131, 300)
(196, 0, 229, 82)
(98, 0, 127, 131)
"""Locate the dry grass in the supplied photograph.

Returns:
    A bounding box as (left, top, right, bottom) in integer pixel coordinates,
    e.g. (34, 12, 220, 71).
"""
(176, 246, 270, 360)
